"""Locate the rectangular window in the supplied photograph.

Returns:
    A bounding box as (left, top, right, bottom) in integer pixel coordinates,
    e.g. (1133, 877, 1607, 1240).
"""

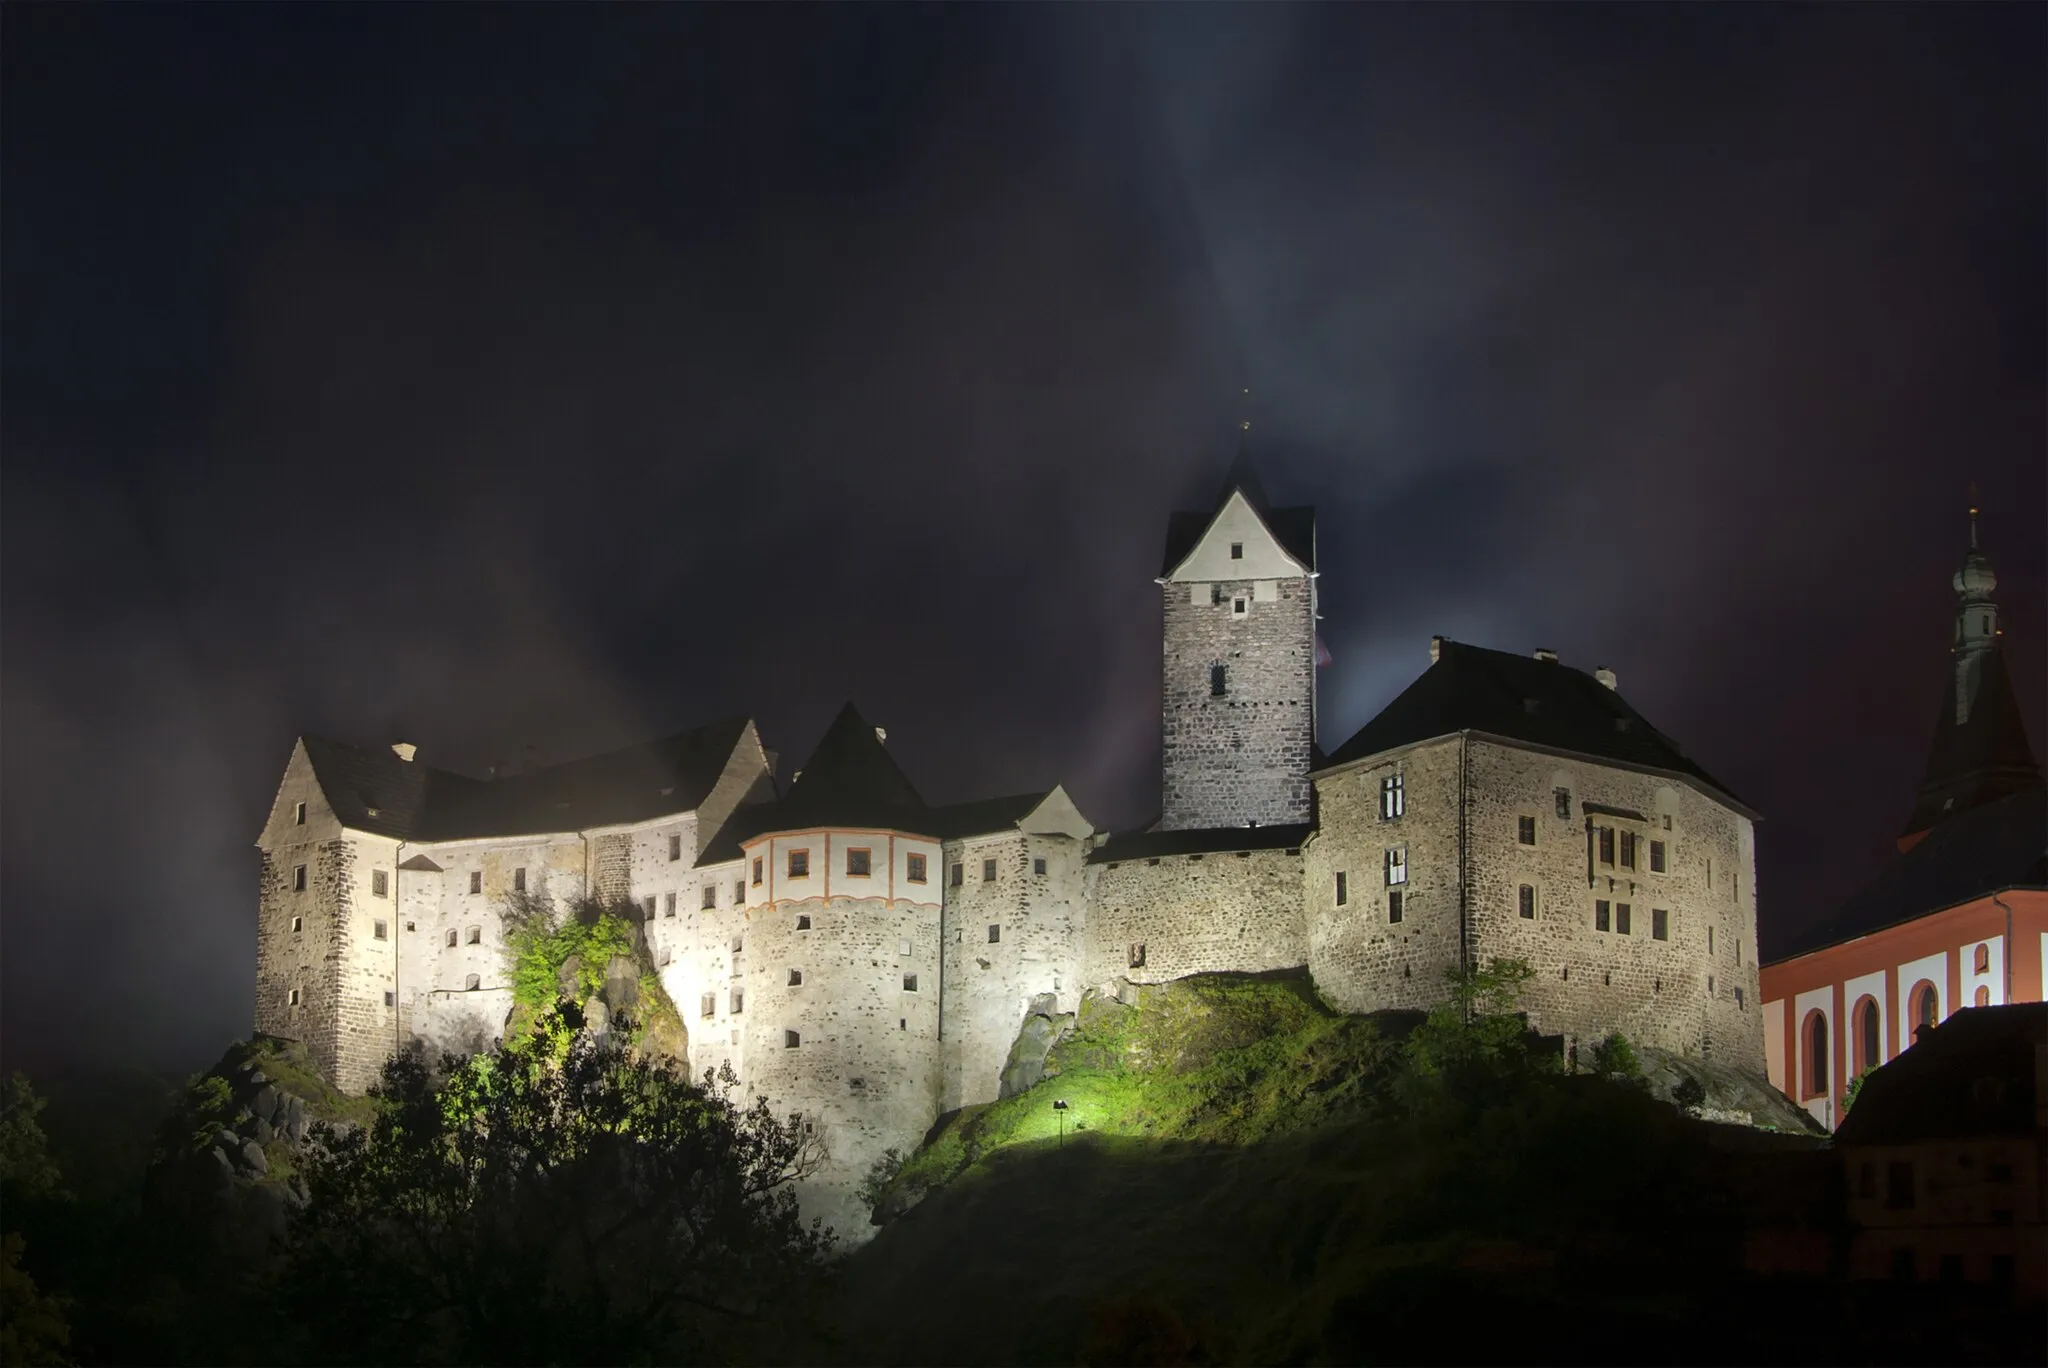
(1662, 814, 1673, 831)
(788, 969, 803, 986)
(899, 939, 911, 956)
(783, 1029, 800, 1049)
(1211, 664, 1228, 696)
(513, 867, 526, 893)
(288, 988, 300, 1006)
(1384, 848, 1408, 886)
(950, 862, 964, 887)
(664, 892, 677, 918)
(1652, 908, 1669, 940)
(292, 864, 308, 892)
(1517, 816, 1536, 846)
(374, 919, 388, 940)
(1735, 987, 1745, 1008)
(788, 848, 810, 879)
(1649, 840, 1666, 873)
(292, 915, 303, 933)
(903, 973, 919, 992)
(701, 993, 716, 1019)
(1615, 903, 1632, 935)
(982, 858, 997, 883)
(384, 990, 396, 1008)
(1707, 925, 1715, 955)
(730, 988, 744, 1014)
(1229, 541, 1243, 559)
(987, 924, 1000, 944)
(1388, 890, 1404, 924)
(1231, 597, 1247, 617)
(1518, 885, 1535, 919)
(405, 920, 414, 932)
(702, 884, 717, 910)
(463, 974, 480, 992)
(469, 871, 483, 895)
(735, 880, 746, 903)
(846, 847, 871, 877)
(732, 934, 743, 954)
(1380, 774, 1405, 819)
(1619, 832, 1637, 870)
(467, 926, 482, 945)
(1033, 857, 1047, 876)
(1335, 872, 1348, 906)
(1598, 828, 1615, 866)
(907, 853, 928, 884)
(752, 858, 763, 887)
(668, 833, 682, 862)
(644, 896, 656, 918)
(294, 801, 307, 825)
(1595, 899, 1611, 932)
(1555, 788, 1571, 819)
(796, 914, 811, 930)
(445, 929, 458, 948)
(1129, 942, 1146, 969)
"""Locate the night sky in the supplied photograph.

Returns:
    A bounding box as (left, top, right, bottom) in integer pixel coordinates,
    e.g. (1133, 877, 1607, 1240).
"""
(4, 5, 2041, 1080)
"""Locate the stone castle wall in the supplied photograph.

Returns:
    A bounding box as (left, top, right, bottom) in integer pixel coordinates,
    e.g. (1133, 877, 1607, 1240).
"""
(1087, 847, 1308, 988)
(1160, 577, 1315, 829)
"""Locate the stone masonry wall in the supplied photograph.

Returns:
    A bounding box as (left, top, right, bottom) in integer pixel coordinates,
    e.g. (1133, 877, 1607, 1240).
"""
(1307, 738, 1466, 1013)
(1160, 577, 1315, 829)
(1087, 848, 1307, 989)
(938, 829, 1088, 1112)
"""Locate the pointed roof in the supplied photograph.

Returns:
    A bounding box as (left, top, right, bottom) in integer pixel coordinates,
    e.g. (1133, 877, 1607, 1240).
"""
(299, 717, 753, 842)
(1900, 651, 2042, 842)
(695, 703, 928, 863)
(1159, 454, 1316, 577)
(1318, 640, 1752, 814)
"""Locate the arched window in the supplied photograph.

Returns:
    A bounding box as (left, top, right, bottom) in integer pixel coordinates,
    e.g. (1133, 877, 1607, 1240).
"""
(1908, 981, 1940, 1040)
(1803, 1010, 1829, 1099)
(1975, 986, 1990, 1008)
(1973, 944, 1990, 976)
(1854, 997, 1880, 1075)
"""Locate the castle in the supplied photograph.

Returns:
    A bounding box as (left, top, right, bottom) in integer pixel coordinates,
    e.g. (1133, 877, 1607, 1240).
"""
(254, 462, 1764, 1232)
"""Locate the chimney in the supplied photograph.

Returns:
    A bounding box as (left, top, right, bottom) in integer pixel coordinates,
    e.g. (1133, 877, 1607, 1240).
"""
(1429, 635, 1445, 663)
(1594, 667, 1618, 691)
(1533, 648, 1558, 664)
(391, 742, 417, 763)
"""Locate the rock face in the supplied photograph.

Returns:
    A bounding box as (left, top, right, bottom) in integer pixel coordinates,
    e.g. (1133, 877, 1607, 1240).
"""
(999, 994, 1075, 1099)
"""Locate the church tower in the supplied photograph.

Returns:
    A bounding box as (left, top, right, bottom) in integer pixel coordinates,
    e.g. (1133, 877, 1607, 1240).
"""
(1155, 455, 1318, 830)
(1898, 497, 2041, 849)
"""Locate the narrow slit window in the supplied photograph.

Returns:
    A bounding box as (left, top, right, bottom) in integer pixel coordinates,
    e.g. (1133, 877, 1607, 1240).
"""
(796, 914, 811, 930)
(664, 892, 677, 918)
(701, 993, 716, 1019)
(288, 988, 300, 1006)
(784, 1029, 800, 1049)
(384, 990, 395, 1008)
(730, 988, 745, 1014)
(788, 969, 803, 986)
(1129, 942, 1146, 969)
(292, 864, 308, 892)
(1335, 872, 1348, 906)
(1555, 788, 1571, 819)
(292, 915, 303, 933)
(445, 929, 458, 948)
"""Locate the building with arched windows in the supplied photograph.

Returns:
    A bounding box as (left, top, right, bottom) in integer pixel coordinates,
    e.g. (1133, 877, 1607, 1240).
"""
(1762, 507, 2048, 1129)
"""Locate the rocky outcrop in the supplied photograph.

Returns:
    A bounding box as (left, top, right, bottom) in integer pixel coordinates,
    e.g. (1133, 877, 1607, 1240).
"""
(998, 994, 1075, 1099)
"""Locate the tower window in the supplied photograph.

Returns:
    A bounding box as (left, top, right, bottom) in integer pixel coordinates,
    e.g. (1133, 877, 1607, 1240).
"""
(1384, 848, 1408, 886)
(846, 847, 871, 877)
(1033, 857, 1047, 876)
(788, 848, 810, 879)
(1555, 788, 1571, 819)
(1229, 542, 1243, 559)
(513, 867, 526, 893)
(987, 924, 1001, 944)
(292, 864, 308, 892)
(668, 833, 682, 862)
(469, 871, 483, 895)
(1518, 816, 1536, 846)
(702, 885, 717, 910)
(1211, 664, 1227, 696)
(982, 858, 996, 882)
(1388, 890, 1404, 923)
(1595, 900, 1611, 932)
(1652, 908, 1669, 940)
(1649, 840, 1666, 873)
(1380, 774, 1405, 819)
(903, 973, 918, 992)
(1518, 885, 1535, 919)
(908, 853, 928, 883)
(293, 801, 306, 825)
(1334, 872, 1348, 906)
(899, 939, 911, 956)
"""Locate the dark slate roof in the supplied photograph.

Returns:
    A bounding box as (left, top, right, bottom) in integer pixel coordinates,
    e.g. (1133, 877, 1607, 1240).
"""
(1318, 640, 1749, 812)
(1088, 822, 1313, 865)
(1768, 783, 2046, 962)
(924, 792, 1050, 840)
(1901, 648, 2042, 840)
(301, 717, 750, 843)
(697, 703, 928, 864)
(1835, 1002, 2047, 1146)
(1159, 452, 1316, 576)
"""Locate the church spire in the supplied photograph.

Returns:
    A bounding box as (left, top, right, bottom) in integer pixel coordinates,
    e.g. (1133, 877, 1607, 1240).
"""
(1899, 491, 2040, 847)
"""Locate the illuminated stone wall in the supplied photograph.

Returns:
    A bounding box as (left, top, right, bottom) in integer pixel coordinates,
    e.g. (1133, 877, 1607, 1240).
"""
(1086, 848, 1308, 988)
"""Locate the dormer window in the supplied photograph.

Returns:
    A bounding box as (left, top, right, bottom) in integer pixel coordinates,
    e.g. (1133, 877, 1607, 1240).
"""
(1229, 542, 1243, 559)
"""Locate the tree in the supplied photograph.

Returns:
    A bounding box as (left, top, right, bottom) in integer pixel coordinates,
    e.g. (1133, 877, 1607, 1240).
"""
(1841, 1064, 1877, 1118)
(283, 1003, 832, 1365)
(1589, 1032, 1644, 1086)
(1398, 958, 1545, 1100)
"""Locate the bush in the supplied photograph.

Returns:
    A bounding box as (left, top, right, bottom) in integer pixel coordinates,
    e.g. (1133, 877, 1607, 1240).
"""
(1589, 1032, 1644, 1084)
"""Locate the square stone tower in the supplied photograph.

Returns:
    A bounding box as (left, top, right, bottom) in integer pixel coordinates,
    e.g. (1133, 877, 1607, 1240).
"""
(1157, 457, 1318, 830)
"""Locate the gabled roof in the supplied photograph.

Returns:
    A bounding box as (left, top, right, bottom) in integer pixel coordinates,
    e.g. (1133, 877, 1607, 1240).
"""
(1159, 453, 1316, 576)
(300, 717, 752, 843)
(1835, 1002, 2046, 1146)
(1318, 640, 1748, 812)
(1901, 648, 2041, 841)
(1769, 783, 2046, 962)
